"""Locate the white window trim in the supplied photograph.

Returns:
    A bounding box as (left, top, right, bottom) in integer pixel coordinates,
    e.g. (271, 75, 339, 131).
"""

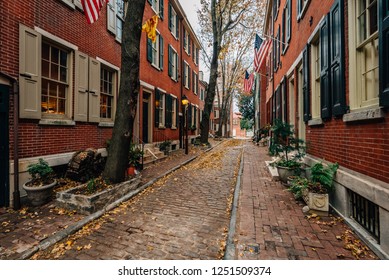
(193, 70, 198, 95)
(151, 0, 160, 15)
(151, 31, 161, 70)
(348, 0, 379, 111)
(184, 30, 190, 55)
(158, 93, 166, 128)
(170, 45, 178, 81)
(170, 6, 178, 40)
(35, 27, 78, 50)
(184, 61, 190, 89)
(99, 64, 118, 123)
(171, 94, 177, 129)
(297, 0, 311, 21)
(310, 33, 321, 120)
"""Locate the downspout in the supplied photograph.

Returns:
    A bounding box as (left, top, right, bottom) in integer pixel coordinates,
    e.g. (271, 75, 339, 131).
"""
(13, 80, 20, 210)
(179, 16, 184, 149)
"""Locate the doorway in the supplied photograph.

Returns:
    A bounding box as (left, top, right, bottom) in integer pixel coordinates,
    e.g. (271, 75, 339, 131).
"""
(0, 84, 10, 207)
(142, 93, 151, 143)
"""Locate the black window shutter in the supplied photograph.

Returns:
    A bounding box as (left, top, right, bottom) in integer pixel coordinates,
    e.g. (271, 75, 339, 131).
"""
(147, 0, 152, 5)
(147, 38, 152, 63)
(287, 0, 292, 43)
(176, 15, 179, 38)
(282, 9, 285, 53)
(379, 0, 389, 106)
(165, 94, 172, 128)
(320, 14, 331, 119)
(196, 48, 199, 64)
(159, 35, 164, 70)
(168, 3, 172, 31)
(168, 45, 172, 77)
(159, 0, 164, 20)
(188, 36, 191, 55)
(188, 66, 191, 90)
(283, 77, 288, 123)
(276, 87, 281, 120)
(155, 89, 160, 127)
(176, 98, 179, 127)
(176, 53, 179, 81)
(188, 104, 192, 126)
(273, 0, 277, 19)
(183, 29, 186, 47)
(302, 44, 311, 122)
(194, 107, 197, 128)
(330, 0, 346, 116)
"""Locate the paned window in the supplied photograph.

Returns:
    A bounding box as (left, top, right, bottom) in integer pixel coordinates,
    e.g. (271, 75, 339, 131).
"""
(184, 62, 190, 89)
(297, 0, 310, 20)
(168, 3, 179, 38)
(147, 33, 164, 70)
(168, 45, 179, 81)
(107, 0, 125, 42)
(100, 67, 115, 120)
(41, 42, 69, 115)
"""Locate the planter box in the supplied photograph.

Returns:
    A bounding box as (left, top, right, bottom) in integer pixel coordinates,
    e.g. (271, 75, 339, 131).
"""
(56, 177, 141, 215)
(302, 188, 329, 212)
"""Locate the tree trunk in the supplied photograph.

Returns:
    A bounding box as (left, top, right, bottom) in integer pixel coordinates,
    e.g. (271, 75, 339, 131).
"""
(200, 0, 220, 144)
(103, 0, 146, 183)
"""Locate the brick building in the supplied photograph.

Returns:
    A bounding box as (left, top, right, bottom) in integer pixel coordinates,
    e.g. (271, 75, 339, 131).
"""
(0, 0, 201, 207)
(258, 0, 389, 258)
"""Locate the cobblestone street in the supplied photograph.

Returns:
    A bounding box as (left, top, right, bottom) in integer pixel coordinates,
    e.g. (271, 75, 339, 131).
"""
(31, 140, 243, 260)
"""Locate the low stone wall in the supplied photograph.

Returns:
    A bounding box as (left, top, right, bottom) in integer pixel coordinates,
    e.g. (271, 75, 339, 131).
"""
(56, 176, 141, 215)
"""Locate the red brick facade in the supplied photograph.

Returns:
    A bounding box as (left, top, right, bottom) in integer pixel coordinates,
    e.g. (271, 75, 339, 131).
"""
(259, 0, 389, 256)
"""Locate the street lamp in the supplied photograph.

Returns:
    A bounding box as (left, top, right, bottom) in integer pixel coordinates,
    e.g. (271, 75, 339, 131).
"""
(181, 95, 189, 154)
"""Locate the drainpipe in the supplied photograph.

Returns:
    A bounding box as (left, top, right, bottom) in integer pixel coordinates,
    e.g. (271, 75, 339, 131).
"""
(12, 80, 20, 210)
(179, 16, 184, 149)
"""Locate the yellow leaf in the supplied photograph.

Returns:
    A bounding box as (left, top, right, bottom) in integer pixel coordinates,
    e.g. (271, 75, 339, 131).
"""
(77, 246, 83, 251)
(84, 244, 92, 250)
(311, 248, 316, 251)
(336, 236, 342, 240)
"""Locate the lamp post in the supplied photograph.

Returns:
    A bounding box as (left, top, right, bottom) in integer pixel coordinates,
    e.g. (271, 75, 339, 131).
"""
(181, 95, 189, 154)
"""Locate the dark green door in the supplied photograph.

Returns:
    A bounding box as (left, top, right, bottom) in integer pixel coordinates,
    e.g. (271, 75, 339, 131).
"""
(0, 84, 10, 207)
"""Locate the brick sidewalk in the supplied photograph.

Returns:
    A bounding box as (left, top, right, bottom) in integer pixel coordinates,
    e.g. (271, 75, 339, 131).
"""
(0, 144, 208, 260)
(235, 142, 378, 260)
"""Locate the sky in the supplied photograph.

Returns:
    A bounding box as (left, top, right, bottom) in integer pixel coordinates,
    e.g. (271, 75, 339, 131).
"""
(180, 0, 201, 32)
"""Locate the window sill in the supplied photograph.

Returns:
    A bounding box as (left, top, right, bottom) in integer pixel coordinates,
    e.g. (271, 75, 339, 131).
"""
(171, 126, 177, 130)
(98, 122, 114, 127)
(343, 107, 385, 123)
(39, 119, 75, 126)
(158, 125, 166, 129)
(151, 63, 161, 71)
(308, 118, 323, 126)
(60, 0, 75, 10)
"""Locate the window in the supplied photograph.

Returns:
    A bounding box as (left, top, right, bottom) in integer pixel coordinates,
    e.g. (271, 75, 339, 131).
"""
(274, 26, 280, 71)
(41, 42, 69, 116)
(200, 87, 205, 101)
(60, 0, 83, 10)
(107, 0, 125, 42)
(183, 62, 190, 89)
(349, 0, 379, 109)
(149, 0, 164, 18)
(155, 89, 165, 128)
(273, 0, 280, 20)
(100, 67, 115, 120)
(297, 0, 310, 20)
(193, 71, 198, 94)
(168, 45, 178, 81)
(168, 3, 179, 38)
(147, 33, 164, 70)
(165, 94, 176, 128)
(193, 46, 199, 65)
(284, 0, 292, 51)
(310, 36, 321, 119)
(183, 29, 191, 55)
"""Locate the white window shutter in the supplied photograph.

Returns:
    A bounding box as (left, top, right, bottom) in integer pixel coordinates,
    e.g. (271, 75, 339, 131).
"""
(88, 57, 101, 123)
(74, 51, 89, 122)
(19, 24, 41, 119)
(107, 1, 116, 34)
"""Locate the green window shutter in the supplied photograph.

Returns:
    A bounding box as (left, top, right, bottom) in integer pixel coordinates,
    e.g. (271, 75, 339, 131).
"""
(155, 89, 160, 127)
(282, 9, 285, 53)
(147, 38, 152, 63)
(159, 35, 164, 70)
(379, 0, 389, 106)
(320, 14, 331, 119)
(194, 107, 197, 127)
(168, 45, 172, 77)
(168, 3, 172, 31)
(183, 29, 187, 48)
(302, 44, 311, 122)
(176, 54, 179, 80)
(330, 0, 346, 116)
(188, 36, 191, 55)
(196, 48, 199, 65)
(188, 66, 191, 90)
(147, 0, 152, 5)
(159, 0, 164, 20)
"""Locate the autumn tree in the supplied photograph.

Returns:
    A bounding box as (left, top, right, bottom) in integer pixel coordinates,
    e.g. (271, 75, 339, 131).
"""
(103, 0, 146, 183)
(198, 0, 265, 143)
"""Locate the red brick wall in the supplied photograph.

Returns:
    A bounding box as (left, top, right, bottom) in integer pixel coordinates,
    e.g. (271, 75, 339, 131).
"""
(1, 0, 120, 159)
(267, 0, 389, 184)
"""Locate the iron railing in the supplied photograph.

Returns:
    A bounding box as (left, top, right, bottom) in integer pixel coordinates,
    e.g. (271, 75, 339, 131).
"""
(131, 134, 145, 170)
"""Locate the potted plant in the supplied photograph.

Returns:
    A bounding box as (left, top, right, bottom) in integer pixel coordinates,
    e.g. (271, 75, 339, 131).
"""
(22, 158, 57, 206)
(127, 143, 144, 176)
(302, 162, 339, 212)
(158, 140, 171, 155)
(270, 120, 305, 183)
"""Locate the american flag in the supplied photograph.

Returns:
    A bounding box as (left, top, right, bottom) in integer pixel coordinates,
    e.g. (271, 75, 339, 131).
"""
(244, 70, 254, 93)
(254, 34, 271, 73)
(81, 0, 107, 24)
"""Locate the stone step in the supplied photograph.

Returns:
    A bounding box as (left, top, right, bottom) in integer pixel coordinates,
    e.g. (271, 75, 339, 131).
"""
(143, 154, 168, 168)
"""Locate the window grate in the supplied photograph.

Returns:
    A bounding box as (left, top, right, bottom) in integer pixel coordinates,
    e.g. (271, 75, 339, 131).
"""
(350, 191, 380, 242)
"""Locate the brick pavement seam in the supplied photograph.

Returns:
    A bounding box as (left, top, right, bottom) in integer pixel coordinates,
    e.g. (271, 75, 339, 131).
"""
(224, 145, 244, 260)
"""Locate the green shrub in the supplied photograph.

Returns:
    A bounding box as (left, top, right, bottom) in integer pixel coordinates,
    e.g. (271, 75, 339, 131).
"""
(27, 158, 54, 185)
